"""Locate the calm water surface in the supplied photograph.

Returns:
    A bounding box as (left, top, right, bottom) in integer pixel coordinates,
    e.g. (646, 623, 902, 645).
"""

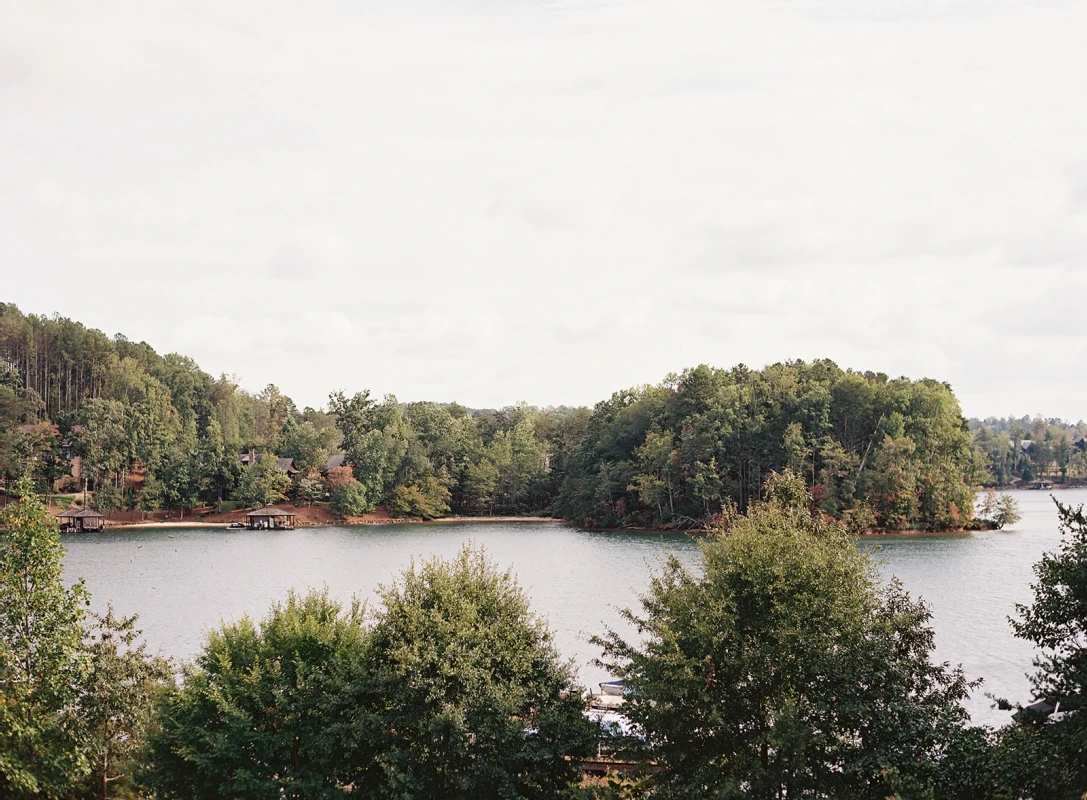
(61, 489, 1077, 728)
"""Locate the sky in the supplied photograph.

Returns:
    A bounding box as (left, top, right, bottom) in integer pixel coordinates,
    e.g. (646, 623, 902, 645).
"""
(2, 0, 1086, 419)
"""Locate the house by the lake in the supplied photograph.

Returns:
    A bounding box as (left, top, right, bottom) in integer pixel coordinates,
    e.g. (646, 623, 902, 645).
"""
(239, 450, 300, 477)
(322, 453, 347, 474)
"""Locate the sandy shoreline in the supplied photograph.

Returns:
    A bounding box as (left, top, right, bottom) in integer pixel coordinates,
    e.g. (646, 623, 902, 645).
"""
(100, 516, 564, 531)
(92, 517, 981, 537)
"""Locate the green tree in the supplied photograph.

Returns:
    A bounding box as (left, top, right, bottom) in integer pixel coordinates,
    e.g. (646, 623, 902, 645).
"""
(155, 447, 203, 519)
(142, 590, 366, 799)
(280, 418, 338, 476)
(994, 494, 1022, 530)
(76, 399, 128, 497)
(865, 435, 920, 529)
(977, 489, 1021, 530)
(342, 546, 596, 798)
(595, 471, 981, 799)
(387, 476, 451, 519)
(91, 483, 123, 515)
(196, 418, 235, 508)
(0, 479, 90, 797)
(235, 454, 291, 508)
(461, 459, 499, 514)
(330, 478, 371, 517)
(75, 605, 171, 800)
(297, 471, 326, 506)
(1005, 499, 1087, 795)
(327, 390, 374, 461)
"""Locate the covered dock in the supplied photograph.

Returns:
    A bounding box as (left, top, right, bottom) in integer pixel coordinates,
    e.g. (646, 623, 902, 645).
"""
(245, 505, 297, 530)
(57, 506, 106, 532)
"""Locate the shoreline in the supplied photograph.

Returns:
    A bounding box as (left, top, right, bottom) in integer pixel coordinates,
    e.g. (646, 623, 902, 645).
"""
(97, 515, 565, 531)
(84, 516, 987, 537)
(858, 528, 976, 538)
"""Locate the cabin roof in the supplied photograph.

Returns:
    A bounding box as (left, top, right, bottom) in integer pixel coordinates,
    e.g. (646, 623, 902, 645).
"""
(245, 505, 297, 518)
(238, 452, 300, 474)
(323, 454, 346, 473)
(58, 506, 105, 519)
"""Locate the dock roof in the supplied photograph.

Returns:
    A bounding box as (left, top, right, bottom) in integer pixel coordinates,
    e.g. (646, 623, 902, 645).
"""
(58, 506, 105, 519)
(245, 505, 297, 518)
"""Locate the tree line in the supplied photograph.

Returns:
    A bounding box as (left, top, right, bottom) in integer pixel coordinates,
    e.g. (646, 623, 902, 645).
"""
(0, 303, 1060, 531)
(0, 304, 579, 520)
(2, 473, 1084, 798)
(970, 415, 1087, 486)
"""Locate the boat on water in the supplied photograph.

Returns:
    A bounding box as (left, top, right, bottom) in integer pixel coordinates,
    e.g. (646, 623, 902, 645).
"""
(599, 680, 628, 696)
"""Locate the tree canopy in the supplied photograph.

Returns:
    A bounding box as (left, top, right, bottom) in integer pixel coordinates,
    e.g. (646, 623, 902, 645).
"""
(0, 480, 90, 797)
(0, 303, 1004, 531)
(1004, 499, 1087, 795)
(0, 481, 167, 799)
(142, 548, 595, 799)
(143, 590, 366, 799)
(556, 362, 976, 530)
(348, 546, 596, 799)
(595, 471, 982, 799)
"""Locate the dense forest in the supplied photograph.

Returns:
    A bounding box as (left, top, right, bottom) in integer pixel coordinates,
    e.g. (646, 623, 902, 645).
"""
(0, 302, 1063, 531)
(969, 415, 1087, 486)
(554, 362, 978, 530)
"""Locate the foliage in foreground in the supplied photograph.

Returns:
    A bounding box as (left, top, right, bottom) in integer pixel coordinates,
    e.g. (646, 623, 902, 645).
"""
(1004, 499, 1087, 797)
(75, 606, 172, 800)
(142, 590, 366, 798)
(350, 547, 596, 798)
(143, 547, 595, 799)
(0, 480, 90, 796)
(595, 471, 987, 799)
(1, 483, 168, 800)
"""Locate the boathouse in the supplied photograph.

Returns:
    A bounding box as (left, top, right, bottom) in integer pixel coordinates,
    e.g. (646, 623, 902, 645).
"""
(57, 506, 106, 532)
(245, 505, 297, 530)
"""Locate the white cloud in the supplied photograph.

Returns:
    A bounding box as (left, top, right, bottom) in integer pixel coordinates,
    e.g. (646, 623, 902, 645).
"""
(2, 0, 1086, 417)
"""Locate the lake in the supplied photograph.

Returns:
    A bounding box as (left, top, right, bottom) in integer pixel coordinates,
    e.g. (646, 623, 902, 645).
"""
(60, 488, 1077, 728)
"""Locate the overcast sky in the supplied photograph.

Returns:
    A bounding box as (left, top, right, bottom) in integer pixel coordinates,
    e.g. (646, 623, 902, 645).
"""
(2, 0, 1086, 419)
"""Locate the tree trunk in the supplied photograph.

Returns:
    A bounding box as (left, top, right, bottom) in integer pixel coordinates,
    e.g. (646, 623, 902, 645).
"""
(100, 728, 109, 800)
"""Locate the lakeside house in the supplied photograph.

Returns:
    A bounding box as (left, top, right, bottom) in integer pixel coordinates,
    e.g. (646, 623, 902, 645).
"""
(57, 505, 105, 532)
(239, 450, 300, 477)
(245, 505, 297, 530)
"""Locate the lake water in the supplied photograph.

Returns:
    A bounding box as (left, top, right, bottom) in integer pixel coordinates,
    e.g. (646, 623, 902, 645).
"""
(60, 489, 1077, 728)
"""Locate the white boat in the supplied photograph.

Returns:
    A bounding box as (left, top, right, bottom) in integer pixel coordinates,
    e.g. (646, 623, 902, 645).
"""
(599, 680, 627, 696)
(584, 708, 637, 738)
(589, 693, 625, 710)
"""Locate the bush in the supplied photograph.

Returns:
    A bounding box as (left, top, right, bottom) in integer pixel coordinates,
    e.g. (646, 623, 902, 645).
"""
(330, 478, 371, 517)
(387, 477, 450, 519)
